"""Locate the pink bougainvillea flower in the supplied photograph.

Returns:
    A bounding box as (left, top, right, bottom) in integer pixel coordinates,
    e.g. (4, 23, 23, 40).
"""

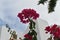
(17, 9, 39, 23)
(45, 26, 51, 33)
(53, 27, 60, 38)
(53, 31, 59, 38)
(50, 24, 57, 34)
(24, 34, 32, 40)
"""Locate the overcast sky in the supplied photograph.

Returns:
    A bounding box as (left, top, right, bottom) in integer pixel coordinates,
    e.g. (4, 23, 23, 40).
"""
(0, 0, 60, 33)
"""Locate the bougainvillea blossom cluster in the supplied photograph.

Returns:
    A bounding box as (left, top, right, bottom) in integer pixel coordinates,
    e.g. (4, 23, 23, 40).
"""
(17, 9, 39, 23)
(17, 8, 39, 40)
(45, 24, 60, 38)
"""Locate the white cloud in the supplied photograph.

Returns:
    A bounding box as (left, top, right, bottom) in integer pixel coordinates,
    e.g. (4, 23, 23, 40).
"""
(0, 0, 60, 33)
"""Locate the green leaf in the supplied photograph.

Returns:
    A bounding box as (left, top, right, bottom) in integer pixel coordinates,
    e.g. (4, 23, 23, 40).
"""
(28, 30, 37, 36)
(32, 21, 36, 29)
(31, 30, 37, 36)
(48, 0, 57, 13)
(29, 22, 33, 29)
(32, 35, 37, 40)
(38, 0, 48, 5)
(33, 30, 37, 35)
(28, 31, 33, 36)
(29, 19, 36, 29)
(29, 19, 33, 29)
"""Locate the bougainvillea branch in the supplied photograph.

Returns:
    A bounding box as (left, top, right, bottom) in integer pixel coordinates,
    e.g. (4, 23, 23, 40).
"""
(17, 9, 39, 40)
(38, 0, 57, 13)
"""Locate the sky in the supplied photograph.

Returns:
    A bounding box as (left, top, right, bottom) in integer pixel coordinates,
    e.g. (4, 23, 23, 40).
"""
(0, 0, 60, 33)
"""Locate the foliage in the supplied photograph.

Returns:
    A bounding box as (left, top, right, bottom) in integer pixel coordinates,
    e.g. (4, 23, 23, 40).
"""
(38, 0, 47, 5)
(38, 0, 57, 13)
(48, 0, 57, 13)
